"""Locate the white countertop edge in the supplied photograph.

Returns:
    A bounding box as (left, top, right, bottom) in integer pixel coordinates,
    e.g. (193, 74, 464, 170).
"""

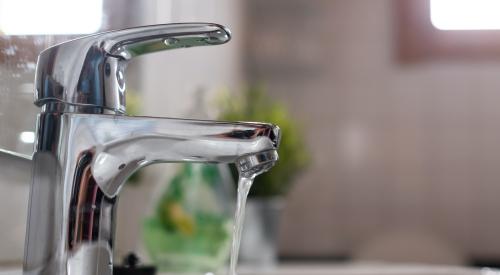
(1, 263, 496, 275)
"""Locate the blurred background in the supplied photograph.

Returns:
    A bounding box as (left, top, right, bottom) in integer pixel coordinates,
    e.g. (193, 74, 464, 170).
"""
(3, 0, 500, 272)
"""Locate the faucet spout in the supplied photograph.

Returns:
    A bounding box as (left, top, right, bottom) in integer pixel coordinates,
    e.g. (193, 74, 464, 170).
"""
(85, 114, 280, 197)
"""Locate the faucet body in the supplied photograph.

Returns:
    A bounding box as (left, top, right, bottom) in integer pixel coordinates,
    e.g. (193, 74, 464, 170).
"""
(0, 23, 281, 275)
(24, 112, 278, 275)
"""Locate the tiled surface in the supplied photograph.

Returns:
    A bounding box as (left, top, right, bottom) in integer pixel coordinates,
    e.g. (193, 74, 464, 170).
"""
(246, 0, 500, 261)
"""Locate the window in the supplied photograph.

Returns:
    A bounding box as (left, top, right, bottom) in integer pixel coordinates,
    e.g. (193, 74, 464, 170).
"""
(396, 0, 500, 62)
(430, 0, 500, 31)
(0, 0, 103, 35)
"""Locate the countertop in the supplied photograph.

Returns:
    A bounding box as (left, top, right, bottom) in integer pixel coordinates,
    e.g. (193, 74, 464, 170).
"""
(1, 263, 495, 275)
(237, 263, 490, 275)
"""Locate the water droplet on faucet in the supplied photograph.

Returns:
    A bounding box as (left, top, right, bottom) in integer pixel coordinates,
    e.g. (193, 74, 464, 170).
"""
(163, 37, 179, 46)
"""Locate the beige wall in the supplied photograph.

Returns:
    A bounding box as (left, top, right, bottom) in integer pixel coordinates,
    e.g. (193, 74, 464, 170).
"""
(243, 0, 500, 261)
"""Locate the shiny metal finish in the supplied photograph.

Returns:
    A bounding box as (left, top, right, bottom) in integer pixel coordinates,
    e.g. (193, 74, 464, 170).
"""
(2, 23, 281, 275)
(24, 113, 279, 275)
(34, 23, 231, 114)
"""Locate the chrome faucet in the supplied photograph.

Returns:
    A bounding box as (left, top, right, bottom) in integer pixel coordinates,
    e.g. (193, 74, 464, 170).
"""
(0, 23, 280, 275)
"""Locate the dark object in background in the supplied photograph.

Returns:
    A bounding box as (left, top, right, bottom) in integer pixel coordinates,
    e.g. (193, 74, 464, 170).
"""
(113, 253, 156, 275)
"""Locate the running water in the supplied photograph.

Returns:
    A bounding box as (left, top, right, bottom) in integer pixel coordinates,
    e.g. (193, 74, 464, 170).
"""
(228, 175, 255, 275)
(227, 150, 279, 275)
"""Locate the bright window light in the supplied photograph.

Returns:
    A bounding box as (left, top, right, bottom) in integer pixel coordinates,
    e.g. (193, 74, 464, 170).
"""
(19, 131, 35, 144)
(0, 0, 103, 35)
(430, 0, 500, 30)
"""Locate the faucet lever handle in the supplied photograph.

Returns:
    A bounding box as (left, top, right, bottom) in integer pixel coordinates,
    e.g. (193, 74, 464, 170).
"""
(103, 23, 231, 59)
(34, 23, 231, 114)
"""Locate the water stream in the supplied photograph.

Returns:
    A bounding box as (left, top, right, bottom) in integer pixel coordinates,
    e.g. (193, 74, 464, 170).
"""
(227, 150, 278, 275)
(228, 175, 255, 275)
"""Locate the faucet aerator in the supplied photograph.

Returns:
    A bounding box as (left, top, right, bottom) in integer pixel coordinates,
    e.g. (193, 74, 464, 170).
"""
(237, 150, 279, 178)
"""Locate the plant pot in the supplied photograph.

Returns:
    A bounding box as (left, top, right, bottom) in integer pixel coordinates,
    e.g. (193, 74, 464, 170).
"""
(239, 197, 284, 269)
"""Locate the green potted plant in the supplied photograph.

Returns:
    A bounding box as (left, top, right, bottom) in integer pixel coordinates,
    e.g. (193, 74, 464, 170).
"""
(219, 85, 310, 266)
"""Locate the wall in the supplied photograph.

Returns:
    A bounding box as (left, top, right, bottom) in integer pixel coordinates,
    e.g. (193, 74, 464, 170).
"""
(244, 0, 500, 262)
